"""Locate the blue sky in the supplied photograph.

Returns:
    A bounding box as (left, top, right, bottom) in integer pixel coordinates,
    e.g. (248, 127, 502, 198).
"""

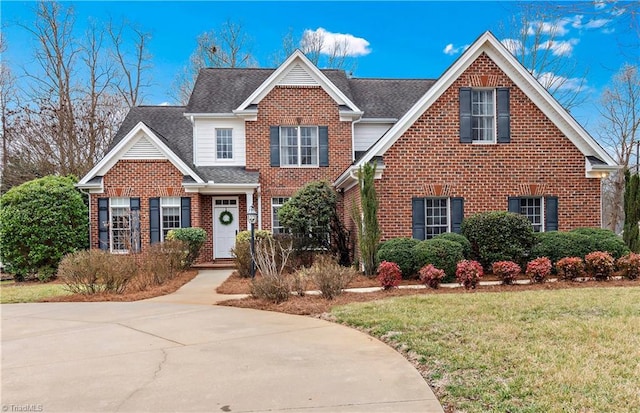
(2, 1, 637, 135)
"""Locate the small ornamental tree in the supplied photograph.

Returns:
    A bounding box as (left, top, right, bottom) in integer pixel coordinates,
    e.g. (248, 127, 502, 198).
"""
(456, 260, 483, 289)
(0, 176, 89, 281)
(419, 264, 445, 289)
(278, 180, 350, 265)
(623, 170, 640, 252)
(351, 162, 381, 276)
(492, 261, 521, 285)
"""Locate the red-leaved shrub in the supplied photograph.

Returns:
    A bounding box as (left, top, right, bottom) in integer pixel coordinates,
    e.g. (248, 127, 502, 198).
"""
(456, 260, 483, 289)
(617, 253, 640, 280)
(585, 251, 615, 281)
(526, 257, 552, 283)
(419, 264, 445, 289)
(556, 257, 585, 281)
(377, 261, 402, 290)
(492, 261, 521, 285)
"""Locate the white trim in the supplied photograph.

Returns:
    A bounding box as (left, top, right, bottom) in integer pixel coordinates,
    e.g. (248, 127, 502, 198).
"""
(352, 31, 617, 172)
(183, 182, 260, 195)
(78, 122, 204, 185)
(236, 50, 361, 113)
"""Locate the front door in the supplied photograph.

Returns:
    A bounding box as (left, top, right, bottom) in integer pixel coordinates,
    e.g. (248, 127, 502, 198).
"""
(213, 198, 239, 259)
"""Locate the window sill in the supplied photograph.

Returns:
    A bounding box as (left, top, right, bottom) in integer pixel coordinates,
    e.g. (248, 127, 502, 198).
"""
(278, 165, 320, 169)
(471, 141, 497, 145)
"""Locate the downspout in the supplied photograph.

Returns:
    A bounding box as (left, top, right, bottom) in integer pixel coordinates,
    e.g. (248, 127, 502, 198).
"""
(351, 115, 363, 162)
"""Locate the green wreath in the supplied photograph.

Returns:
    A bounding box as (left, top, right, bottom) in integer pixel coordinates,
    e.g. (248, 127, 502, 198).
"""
(219, 210, 234, 226)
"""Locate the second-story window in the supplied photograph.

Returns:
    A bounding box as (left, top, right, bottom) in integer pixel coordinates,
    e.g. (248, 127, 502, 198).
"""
(471, 89, 495, 142)
(280, 126, 318, 167)
(216, 128, 233, 159)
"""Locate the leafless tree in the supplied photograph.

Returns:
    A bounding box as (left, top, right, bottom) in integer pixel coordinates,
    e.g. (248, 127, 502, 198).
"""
(2, 1, 151, 191)
(172, 20, 257, 104)
(599, 64, 640, 232)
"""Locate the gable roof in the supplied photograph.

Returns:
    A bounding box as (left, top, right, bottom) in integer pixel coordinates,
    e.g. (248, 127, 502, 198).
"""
(349, 78, 436, 119)
(343, 31, 617, 178)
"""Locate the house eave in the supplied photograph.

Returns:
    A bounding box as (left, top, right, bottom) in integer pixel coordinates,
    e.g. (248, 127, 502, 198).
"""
(183, 182, 260, 194)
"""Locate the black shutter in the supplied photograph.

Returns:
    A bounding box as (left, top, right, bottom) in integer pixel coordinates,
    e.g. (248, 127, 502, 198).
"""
(130, 198, 141, 253)
(459, 87, 472, 143)
(98, 198, 109, 250)
(508, 197, 520, 214)
(497, 88, 511, 143)
(149, 197, 160, 244)
(181, 197, 191, 228)
(270, 126, 280, 167)
(319, 126, 329, 167)
(545, 196, 559, 231)
(412, 198, 426, 240)
(450, 198, 464, 234)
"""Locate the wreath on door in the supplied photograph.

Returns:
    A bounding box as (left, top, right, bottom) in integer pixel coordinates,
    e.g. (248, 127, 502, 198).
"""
(219, 210, 234, 226)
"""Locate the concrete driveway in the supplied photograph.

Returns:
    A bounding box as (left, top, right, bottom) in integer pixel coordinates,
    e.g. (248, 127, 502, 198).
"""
(1, 272, 443, 413)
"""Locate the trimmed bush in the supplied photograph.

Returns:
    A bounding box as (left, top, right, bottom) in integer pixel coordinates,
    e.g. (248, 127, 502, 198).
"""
(58, 250, 136, 295)
(556, 257, 586, 281)
(300, 255, 357, 299)
(433, 232, 472, 259)
(571, 228, 629, 259)
(377, 261, 402, 290)
(376, 238, 420, 279)
(0, 176, 88, 281)
(531, 231, 592, 266)
(250, 276, 290, 303)
(456, 260, 483, 289)
(461, 211, 535, 269)
(232, 230, 274, 277)
(492, 261, 521, 285)
(419, 264, 445, 289)
(413, 238, 464, 283)
(166, 227, 207, 267)
(585, 251, 615, 281)
(236, 230, 273, 243)
(526, 257, 552, 283)
(617, 253, 640, 280)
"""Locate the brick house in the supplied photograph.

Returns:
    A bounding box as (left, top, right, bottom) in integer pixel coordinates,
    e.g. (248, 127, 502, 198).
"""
(78, 32, 617, 262)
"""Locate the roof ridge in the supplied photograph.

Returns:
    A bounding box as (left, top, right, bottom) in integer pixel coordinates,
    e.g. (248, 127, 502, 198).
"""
(350, 77, 437, 81)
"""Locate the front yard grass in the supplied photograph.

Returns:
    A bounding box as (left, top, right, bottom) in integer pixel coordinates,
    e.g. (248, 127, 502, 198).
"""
(0, 281, 72, 303)
(332, 286, 640, 413)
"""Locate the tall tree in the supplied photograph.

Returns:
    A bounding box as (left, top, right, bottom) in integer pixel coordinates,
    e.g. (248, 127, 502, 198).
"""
(599, 64, 640, 232)
(623, 170, 640, 252)
(173, 20, 256, 104)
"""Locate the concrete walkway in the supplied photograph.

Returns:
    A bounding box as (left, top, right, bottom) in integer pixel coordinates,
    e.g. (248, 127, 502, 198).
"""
(1, 270, 443, 413)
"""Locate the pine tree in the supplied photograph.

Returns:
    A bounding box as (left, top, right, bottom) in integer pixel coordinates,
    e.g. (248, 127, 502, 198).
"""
(623, 169, 640, 252)
(352, 162, 381, 276)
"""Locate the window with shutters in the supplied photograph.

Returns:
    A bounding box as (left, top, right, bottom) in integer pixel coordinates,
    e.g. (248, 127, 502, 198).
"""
(280, 126, 318, 167)
(424, 198, 450, 239)
(271, 197, 290, 234)
(216, 128, 233, 160)
(110, 198, 132, 253)
(518, 197, 544, 232)
(472, 89, 495, 142)
(161, 197, 181, 241)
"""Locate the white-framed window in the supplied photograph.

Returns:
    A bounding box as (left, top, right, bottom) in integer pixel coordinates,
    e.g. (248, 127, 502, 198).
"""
(272, 197, 290, 234)
(518, 197, 544, 232)
(471, 89, 495, 142)
(161, 197, 181, 241)
(280, 126, 318, 167)
(110, 197, 131, 253)
(425, 198, 450, 239)
(216, 128, 233, 160)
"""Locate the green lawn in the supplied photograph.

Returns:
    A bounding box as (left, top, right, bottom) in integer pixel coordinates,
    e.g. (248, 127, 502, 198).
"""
(0, 281, 71, 303)
(332, 286, 640, 413)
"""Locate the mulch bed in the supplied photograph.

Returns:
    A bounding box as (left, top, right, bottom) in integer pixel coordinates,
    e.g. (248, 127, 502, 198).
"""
(42, 270, 199, 302)
(217, 278, 639, 316)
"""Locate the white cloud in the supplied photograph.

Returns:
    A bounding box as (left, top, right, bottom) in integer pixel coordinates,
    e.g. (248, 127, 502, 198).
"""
(501, 38, 525, 55)
(584, 18, 611, 29)
(527, 19, 570, 36)
(538, 38, 579, 56)
(442, 43, 469, 56)
(535, 71, 585, 92)
(301, 28, 371, 57)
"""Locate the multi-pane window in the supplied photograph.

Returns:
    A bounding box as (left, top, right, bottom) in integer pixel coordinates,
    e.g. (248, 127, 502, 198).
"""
(110, 198, 131, 253)
(519, 197, 543, 232)
(472, 89, 495, 142)
(272, 197, 290, 234)
(161, 197, 181, 240)
(280, 126, 318, 167)
(216, 128, 233, 159)
(425, 198, 449, 239)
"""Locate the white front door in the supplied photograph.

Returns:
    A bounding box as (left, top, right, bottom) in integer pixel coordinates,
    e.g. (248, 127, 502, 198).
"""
(213, 198, 239, 259)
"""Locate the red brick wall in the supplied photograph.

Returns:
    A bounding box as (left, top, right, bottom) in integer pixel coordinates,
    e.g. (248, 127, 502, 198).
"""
(89, 160, 203, 257)
(245, 86, 353, 229)
(375, 52, 601, 240)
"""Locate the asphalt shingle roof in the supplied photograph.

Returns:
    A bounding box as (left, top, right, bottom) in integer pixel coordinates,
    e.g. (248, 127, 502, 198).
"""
(348, 78, 436, 119)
